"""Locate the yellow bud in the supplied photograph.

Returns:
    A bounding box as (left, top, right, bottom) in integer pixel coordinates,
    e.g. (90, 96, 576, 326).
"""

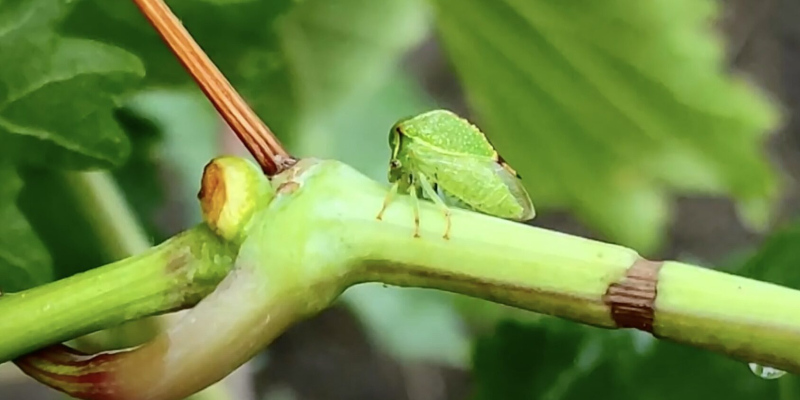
(198, 157, 273, 243)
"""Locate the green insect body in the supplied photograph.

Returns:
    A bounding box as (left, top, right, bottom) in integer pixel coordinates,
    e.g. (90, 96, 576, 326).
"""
(376, 110, 535, 239)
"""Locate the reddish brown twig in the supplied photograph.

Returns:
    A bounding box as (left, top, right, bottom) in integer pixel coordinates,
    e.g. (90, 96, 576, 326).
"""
(131, 0, 295, 175)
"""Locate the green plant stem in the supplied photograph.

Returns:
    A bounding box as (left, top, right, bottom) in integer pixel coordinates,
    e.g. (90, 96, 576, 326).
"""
(274, 159, 800, 375)
(357, 221, 800, 371)
(63, 171, 239, 400)
(5, 159, 800, 400)
(356, 216, 631, 327)
(0, 225, 235, 362)
(305, 159, 800, 373)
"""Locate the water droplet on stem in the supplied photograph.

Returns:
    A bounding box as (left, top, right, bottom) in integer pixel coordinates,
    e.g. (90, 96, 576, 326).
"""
(748, 363, 786, 379)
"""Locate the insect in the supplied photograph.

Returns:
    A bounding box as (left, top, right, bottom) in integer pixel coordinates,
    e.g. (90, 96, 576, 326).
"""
(375, 109, 535, 239)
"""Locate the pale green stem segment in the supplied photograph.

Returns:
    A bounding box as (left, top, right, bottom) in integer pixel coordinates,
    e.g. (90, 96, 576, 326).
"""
(0, 225, 236, 362)
(656, 262, 800, 372)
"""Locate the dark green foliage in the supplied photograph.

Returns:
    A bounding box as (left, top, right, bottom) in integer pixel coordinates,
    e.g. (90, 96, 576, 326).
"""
(0, 0, 142, 290)
(470, 317, 787, 400)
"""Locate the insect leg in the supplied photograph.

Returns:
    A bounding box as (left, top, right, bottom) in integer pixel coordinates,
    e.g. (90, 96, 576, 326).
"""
(408, 181, 421, 238)
(376, 181, 400, 220)
(418, 173, 451, 240)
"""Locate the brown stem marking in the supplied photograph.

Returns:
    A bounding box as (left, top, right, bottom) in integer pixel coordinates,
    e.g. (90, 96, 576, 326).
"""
(603, 258, 664, 332)
(131, 0, 295, 176)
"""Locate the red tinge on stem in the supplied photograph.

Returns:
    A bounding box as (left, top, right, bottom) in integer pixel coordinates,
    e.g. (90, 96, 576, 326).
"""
(15, 345, 128, 400)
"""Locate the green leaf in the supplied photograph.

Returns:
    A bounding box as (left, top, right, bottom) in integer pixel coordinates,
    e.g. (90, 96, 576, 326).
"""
(63, 0, 429, 146)
(111, 106, 168, 241)
(471, 319, 588, 399)
(471, 318, 785, 400)
(63, 0, 292, 134)
(0, 0, 144, 169)
(0, 165, 52, 292)
(432, 0, 780, 253)
(16, 169, 112, 280)
(198, 0, 259, 4)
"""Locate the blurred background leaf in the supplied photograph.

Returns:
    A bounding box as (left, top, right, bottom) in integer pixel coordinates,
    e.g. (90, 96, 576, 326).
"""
(734, 220, 800, 288)
(0, 0, 143, 169)
(343, 285, 471, 369)
(63, 0, 430, 148)
(17, 170, 115, 280)
(470, 318, 790, 400)
(0, 0, 143, 291)
(0, 166, 52, 292)
(431, 0, 780, 254)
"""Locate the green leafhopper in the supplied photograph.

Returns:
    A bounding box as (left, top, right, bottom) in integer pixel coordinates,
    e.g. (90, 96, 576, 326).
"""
(376, 109, 535, 238)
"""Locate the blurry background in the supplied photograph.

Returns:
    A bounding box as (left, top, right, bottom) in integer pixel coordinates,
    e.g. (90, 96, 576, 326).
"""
(3, 0, 800, 399)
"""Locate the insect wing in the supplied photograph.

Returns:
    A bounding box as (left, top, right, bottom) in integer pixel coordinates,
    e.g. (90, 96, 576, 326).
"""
(412, 146, 535, 221)
(489, 161, 535, 221)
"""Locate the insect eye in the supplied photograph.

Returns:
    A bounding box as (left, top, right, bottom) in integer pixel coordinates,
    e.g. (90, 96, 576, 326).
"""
(390, 159, 401, 169)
